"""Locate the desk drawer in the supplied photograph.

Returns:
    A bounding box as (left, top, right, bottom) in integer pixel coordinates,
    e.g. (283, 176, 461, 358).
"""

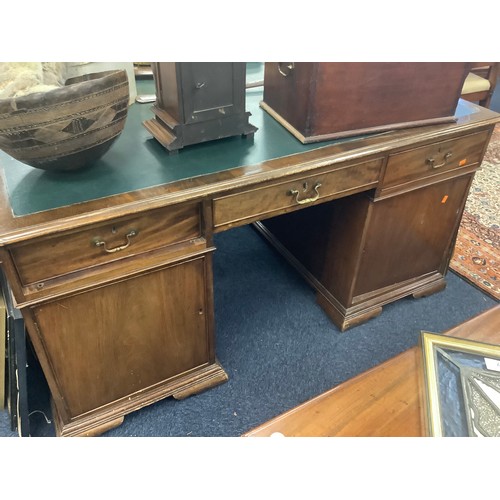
(213, 158, 383, 229)
(11, 203, 202, 286)
(382, 130, 489, 189)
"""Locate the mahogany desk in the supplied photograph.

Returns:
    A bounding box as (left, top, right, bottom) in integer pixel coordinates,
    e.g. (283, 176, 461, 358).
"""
(0, 81, 499, 436)
(244, 305, 500, 437)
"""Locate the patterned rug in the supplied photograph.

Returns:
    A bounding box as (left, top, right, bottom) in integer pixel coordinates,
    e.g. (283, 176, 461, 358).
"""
(450, 124, 499, 300)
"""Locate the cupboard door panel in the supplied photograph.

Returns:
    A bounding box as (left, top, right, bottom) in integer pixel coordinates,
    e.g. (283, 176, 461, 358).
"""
(181, 62, 243, 123)
(353, 176, 471, 297)
(32, 257, 211, 418)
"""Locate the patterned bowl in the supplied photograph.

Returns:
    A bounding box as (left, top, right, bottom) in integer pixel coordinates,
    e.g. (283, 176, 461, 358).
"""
(0, 69, 129, 172)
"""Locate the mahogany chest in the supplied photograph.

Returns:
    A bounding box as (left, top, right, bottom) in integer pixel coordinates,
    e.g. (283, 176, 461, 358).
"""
(260, 62, 470, 143)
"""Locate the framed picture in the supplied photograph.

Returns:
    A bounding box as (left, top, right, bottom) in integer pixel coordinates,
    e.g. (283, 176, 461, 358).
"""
(420, 331, 500, 437)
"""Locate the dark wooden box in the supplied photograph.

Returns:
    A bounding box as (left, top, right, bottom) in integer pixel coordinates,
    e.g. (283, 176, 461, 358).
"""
(144, 62, 257, 152)
(261, 62, 470, 143)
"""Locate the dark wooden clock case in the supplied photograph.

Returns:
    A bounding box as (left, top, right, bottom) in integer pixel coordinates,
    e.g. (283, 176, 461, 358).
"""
(144, 62, 257, 152)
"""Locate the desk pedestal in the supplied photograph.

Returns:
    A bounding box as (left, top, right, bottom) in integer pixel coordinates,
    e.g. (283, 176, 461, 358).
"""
(258, 174, 472, 331)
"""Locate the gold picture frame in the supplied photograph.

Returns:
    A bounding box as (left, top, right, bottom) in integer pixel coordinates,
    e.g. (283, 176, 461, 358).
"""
(420, 331, 500, 437)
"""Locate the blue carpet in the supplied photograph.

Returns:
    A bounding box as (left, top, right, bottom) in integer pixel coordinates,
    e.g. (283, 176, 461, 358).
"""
(0, 409, 17, 437)
(1, 222, 497, 438)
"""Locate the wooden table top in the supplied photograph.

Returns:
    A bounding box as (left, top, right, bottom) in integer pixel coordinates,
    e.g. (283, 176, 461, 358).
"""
(1, 82, 498, 249)
(243, 304, 500, 437)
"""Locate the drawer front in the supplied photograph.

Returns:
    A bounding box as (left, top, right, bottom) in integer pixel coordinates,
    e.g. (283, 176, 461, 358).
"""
(11, 203, 201, 286)
(213, 158, 383, 229)
(382, 130, 489, 188)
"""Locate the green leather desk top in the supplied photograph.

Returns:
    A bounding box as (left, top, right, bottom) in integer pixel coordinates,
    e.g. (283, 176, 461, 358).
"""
(0, 77, 478, 218)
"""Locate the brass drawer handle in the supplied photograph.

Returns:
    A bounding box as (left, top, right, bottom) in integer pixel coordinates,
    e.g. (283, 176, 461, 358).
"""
(278, 62, 295, 77)
(426, 151, 453, 169)
(289, 182, 322, 205)
(93, 230, 137, 253)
